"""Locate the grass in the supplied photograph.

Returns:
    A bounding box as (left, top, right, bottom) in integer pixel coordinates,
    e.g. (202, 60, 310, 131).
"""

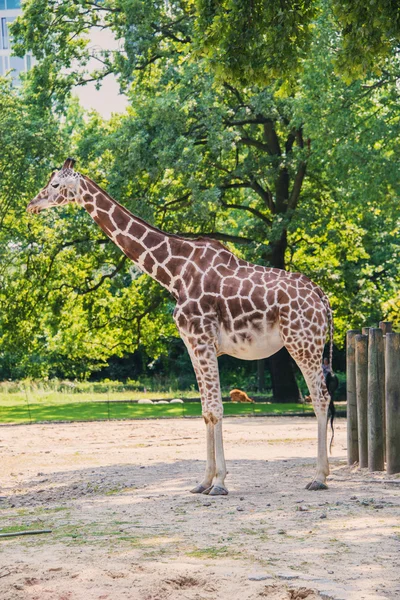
(0, 394, 314, 424)
(0, 521, 47, 535)
(186, 546, 234, 559)
(0, 388, 200, 408)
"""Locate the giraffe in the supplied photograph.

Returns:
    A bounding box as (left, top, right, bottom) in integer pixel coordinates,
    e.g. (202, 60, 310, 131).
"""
(27, 158, 334, 495)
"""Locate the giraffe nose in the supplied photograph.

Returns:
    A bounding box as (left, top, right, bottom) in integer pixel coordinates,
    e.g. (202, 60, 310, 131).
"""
(27, 199, 44, 214)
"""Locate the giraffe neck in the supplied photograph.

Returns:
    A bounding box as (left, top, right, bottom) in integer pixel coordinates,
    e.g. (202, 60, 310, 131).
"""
(81, 176, 181, 295)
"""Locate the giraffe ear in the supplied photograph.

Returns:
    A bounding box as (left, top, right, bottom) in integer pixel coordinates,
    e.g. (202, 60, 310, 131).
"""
(62, 158, 76, 170)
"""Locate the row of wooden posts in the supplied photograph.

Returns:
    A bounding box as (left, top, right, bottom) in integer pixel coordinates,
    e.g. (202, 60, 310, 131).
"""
(347, 321, 400, 475)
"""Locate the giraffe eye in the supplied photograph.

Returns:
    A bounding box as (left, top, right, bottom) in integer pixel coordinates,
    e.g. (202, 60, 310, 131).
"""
(52, 183, 60, 189)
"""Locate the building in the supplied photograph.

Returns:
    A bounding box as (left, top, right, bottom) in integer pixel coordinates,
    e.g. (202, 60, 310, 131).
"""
(0, 1, 126, 115)
(0, 0, 32, 82)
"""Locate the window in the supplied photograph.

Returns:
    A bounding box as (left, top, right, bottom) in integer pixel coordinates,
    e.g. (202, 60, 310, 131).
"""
(5, 0, 21, 8)
(0, 18, 8, 50)
(10, 55, 24, 74)
(0, 1, 5, 10)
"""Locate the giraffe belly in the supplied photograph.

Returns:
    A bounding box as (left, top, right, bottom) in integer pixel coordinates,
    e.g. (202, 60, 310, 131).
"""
(218, 325, 284, 361)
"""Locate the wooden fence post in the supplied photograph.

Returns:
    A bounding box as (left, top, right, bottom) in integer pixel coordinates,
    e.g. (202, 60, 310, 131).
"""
(385, 332, 400, 474)
(379, 321, 393, 335)
(355, 334, 368, 468)
(379, 321, 391, 459)
(368, 328, 385, 471)
(346, 330, 360, 465)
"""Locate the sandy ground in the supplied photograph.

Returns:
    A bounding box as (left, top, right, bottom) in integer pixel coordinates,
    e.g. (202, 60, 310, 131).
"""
(0, 416, 399, 600)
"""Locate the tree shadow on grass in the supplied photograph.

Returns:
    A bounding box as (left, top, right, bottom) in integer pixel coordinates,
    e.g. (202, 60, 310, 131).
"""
(0, 401, 314, 425)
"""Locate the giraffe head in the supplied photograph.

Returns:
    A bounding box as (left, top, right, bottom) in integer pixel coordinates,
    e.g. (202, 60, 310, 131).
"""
(27, 158, 82, 214)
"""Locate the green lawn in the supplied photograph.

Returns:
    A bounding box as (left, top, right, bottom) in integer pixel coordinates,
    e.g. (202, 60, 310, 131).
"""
(0, 394, 314, 424)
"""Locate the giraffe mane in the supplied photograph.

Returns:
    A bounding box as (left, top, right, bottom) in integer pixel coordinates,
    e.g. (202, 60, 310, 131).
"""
(83, 176, 232, 253)
(186, 237, 231, 252)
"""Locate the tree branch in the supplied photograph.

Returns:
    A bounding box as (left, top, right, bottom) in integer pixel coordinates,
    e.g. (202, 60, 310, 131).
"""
(83, 1, 122, 12)
(218, 182, 251, 190)
(225, 117, 267, 126)
(150, 22, 191, 44)
(221, 201, 272, 226)
(222, 82, 246, 107)
(157, 193, 191, 213)
(135, 55, 163, 71)
(288, 161, 307, 210)
(77, 256, 127, 295)
(75, 70, 113, 86)
(58, 237, 110, 249)
(263, 119, 281, 156)
(250, 181, 275, 213)
(238, 137, 270, 153)
(296, 127, 305, 149)
(285, 129, 297, 154)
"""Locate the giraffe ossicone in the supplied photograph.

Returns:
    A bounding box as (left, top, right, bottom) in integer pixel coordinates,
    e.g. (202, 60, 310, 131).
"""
(27, 158, 334, 495)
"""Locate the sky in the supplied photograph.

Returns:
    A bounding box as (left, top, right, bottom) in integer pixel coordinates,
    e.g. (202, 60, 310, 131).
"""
(73, 27, 128, 119)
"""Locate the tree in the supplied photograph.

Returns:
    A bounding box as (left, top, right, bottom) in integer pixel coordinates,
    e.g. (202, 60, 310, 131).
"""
(3, 1, 400, 398)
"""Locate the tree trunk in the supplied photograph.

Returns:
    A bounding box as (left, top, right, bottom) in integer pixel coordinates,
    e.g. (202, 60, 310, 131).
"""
(257, 359, 266, 392)
(268, 348, 299, 403)
(267, 227, 300, 403)
(269, 228, 288, 270)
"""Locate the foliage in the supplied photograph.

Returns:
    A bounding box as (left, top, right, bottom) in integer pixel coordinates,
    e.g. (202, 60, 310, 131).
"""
(0, 83, 176, 379)
(11, 1, 400, 94)
(332, 1, 400, 80)
(195, 0, 316, 86)
(0, 78, 64, 377)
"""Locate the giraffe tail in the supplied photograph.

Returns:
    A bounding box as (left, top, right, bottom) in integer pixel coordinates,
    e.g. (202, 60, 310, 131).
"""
(318, 289, 335, 452)
(320, 290, 334, 372)
(328, 391, 336, 454)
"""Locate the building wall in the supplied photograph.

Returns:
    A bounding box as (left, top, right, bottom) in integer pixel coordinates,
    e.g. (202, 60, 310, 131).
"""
(0, 0, 32, 82)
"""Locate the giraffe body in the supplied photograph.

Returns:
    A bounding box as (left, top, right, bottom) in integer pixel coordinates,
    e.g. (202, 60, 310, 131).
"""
(27, 159, 333, 494)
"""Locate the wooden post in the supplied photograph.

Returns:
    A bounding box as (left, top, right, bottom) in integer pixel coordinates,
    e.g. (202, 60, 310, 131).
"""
(379, 321, 393, 335)
(368, 328, 385, 471)
(362, 327, 370, 336)
(385, 333, 400, 474)
(346, 330, 360, 465)
(379, 321, 391, 459)
(355, 334, 368, 468)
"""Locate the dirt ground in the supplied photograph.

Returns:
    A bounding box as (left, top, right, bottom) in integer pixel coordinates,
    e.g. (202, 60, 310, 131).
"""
(0, 416, 399, 600)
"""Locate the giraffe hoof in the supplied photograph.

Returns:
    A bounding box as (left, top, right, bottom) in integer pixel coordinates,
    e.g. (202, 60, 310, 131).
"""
(201, 486, 213, 495)
(190, 484, 209, 494)
(208, 485, 229, 496)
(306, 480, 328, 491)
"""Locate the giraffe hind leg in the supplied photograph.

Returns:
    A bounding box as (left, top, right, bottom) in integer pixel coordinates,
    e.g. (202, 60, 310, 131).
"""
(303, 372, 330, 490)
(285, 343, 330, 490)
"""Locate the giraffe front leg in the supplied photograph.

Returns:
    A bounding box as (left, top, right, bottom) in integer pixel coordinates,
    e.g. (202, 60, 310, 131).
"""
(207, 419, 228, 496)
(183, 343, 217, 494)
(200, 356, 228, 496)
(184, 339, 228, 496)
(190, 421, 216, 494)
